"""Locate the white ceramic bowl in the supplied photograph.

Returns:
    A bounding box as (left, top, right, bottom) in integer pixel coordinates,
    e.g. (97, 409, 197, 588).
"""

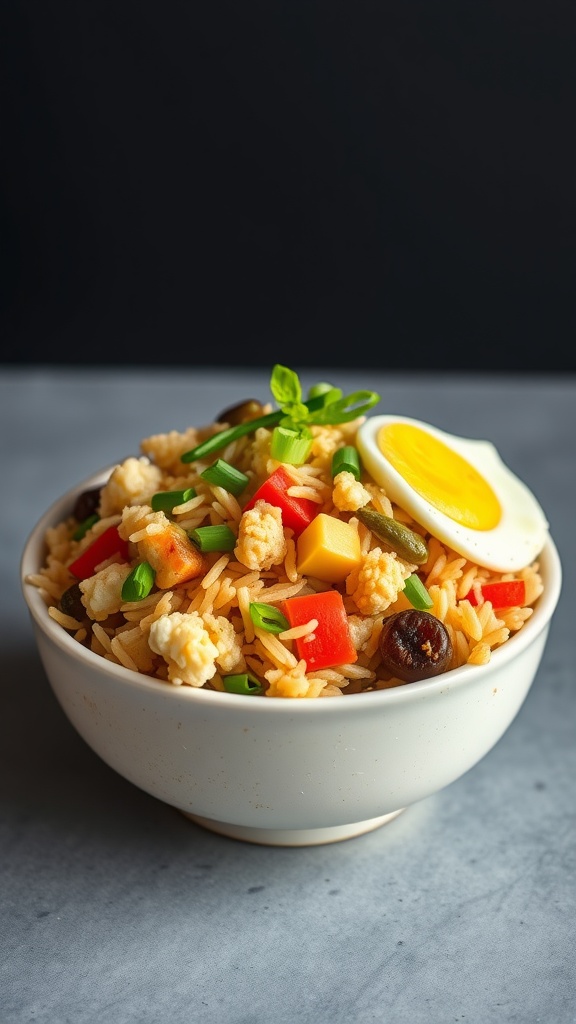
(21, 468, 563, 846)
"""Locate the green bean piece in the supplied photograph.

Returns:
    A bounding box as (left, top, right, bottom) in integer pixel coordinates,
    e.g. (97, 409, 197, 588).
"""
(356, 508, 429, 565)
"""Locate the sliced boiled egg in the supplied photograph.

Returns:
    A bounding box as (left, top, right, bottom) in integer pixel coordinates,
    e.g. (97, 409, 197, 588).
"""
(356, 415, 549, 572)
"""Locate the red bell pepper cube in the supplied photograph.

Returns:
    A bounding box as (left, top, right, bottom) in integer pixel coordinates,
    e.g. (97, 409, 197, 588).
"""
(242, 465, 319, 536)
(282, 590, 357, 670)
(465, 579, 526, 608)
(68, 525, 130, 580)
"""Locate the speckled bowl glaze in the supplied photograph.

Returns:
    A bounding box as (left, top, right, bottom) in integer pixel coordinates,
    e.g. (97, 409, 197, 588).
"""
(21, 468, 562, 846)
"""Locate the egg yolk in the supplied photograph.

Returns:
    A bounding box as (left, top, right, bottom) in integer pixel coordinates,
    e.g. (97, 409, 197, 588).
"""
(377, 423, 502, 531)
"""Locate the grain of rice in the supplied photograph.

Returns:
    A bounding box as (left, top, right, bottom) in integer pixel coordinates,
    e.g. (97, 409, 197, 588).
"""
(468, 642, 492, 665)
(210, 502, 228, 523)
(27, 574, 63, 600)
(457, 565, 481, 599)
(365, 487, 393, 517)
(250, 579, 306, 603)
(477, 600, 500, 632)
(201, 554, 230, 590)
(279, 619, 318, 640)
(237, 586, 255, 642)
(245, 654, 271, 678)
(286, 485, 325, 502)
(129, 523, 164, 543)
(501, 607, 533, 631)
(284, 538, 298, 583)
(453, 628, 471, 666)
(229, 570, 261, 589)
(212, 578, 237, 612)
(209, 485, 243, 522)
(49, 606, 82, 630)
(121, 592, 164, 613)
(479, 626, 509, 649)
(92, 622, 114, 655)
(455, 600, 484, 642)
(172, 494, 205, 515)
(255, 629, 298, 668)
(110, 636, 139, 672)
(193, 578, 221, 615)
(309, 668, 347, 682)
(139, 591, 174, 629)
(177, 512, 210, 531)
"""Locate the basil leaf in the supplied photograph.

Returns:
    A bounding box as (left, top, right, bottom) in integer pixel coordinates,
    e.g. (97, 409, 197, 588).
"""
(270, 364, 302, 407)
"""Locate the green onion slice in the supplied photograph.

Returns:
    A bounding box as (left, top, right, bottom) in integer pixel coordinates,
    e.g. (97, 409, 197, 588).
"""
(72, 514, 100, 541)
(331, 445, 362, 480)
(151, 488, 197, 512)
(200, 459, 249, 496)
(222, 673, 264, 696)
(121, 561, 156, 602)
(403, 574, 434, 611)
(270, 425, 313, 465)
(249, 601, 290, 634)
(188, 524, 237, 552)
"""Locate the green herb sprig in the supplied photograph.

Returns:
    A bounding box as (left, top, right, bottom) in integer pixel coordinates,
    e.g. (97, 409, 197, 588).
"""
(181, 365, 380, 464)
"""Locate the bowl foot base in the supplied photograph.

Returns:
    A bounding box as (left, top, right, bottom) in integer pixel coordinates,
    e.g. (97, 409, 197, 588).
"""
(180, 808, 405, 846)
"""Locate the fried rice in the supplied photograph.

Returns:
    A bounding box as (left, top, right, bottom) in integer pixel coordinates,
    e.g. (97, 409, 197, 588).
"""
(26, 403, 543, 698)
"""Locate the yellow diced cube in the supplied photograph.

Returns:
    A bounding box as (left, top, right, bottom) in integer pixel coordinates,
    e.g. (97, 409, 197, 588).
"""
(296, 513, 362, 583)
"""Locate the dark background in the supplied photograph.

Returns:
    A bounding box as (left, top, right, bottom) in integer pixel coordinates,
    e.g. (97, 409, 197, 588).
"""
(1, 2, 574, 372)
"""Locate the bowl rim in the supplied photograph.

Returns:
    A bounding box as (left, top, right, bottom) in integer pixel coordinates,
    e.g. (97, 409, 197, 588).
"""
(20, 464, 563, 715)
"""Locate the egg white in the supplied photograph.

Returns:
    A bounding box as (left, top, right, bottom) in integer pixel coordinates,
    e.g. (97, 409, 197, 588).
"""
(356, 415, 549, 572)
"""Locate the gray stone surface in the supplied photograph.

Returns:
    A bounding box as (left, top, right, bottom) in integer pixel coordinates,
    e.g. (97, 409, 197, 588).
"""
(1, 367, 575, 1024)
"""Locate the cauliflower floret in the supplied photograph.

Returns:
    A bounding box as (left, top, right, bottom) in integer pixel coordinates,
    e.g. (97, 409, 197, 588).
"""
(118, 504, 167, 542)
(148, 611, 219, 687)
(99, 458, 164, 518)
(346, 548, 413, 616)
(140, 427, 201, 473)
(332, 470, 371, 512)
(309, 426, 346, 465)
(80, 562, 133, 621)
(203, 612, 246, 675)
(234, 500, 287, 571)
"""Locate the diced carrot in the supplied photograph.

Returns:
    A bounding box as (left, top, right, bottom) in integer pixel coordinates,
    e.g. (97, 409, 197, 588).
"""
(282, 590, 357, 671)
(242, 466, 318, 536)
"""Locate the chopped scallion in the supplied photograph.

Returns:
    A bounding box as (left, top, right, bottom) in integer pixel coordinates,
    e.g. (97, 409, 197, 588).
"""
(249, 601, 290, 634)
(200, 459, 249, 496)
(188, 524, 237, 552)
(72, 514, 100, 541)
(121, 561, 156, 602)
(222, 673, 263, 695)
(151, 488, 197, 512)
(403, 574, 434, 611)
(270, 425, 313, 465)
(331, 445, 362, 480)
